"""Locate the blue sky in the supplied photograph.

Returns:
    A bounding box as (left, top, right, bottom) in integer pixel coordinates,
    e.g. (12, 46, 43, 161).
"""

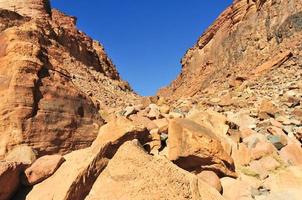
(51, 0, 232, 96)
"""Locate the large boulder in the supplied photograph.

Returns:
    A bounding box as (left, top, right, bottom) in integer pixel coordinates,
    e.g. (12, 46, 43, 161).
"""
(221, 177, 254, 200)
(188, 110, 236, 154)
(198, 170, 222, 193)
(85, 140, 225, 200)
(25, 117, 153, 200)
(0, 161, 25, 200)
(168, 118, 236, 178)
(91, 117, 152, 157)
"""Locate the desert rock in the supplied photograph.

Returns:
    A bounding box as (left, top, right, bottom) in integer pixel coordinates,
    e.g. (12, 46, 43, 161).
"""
(85, 140, 225, 200)
(168, 118, 236, 177)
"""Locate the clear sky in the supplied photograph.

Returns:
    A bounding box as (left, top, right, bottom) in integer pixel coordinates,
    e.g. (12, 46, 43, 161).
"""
(51, 0, 232, 96)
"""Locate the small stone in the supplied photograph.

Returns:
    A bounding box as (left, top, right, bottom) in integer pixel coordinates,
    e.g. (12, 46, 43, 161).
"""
(123, 106, 137, 117)
(159, 104, 170, 114)
(267, 135, 287, 150)
(269, 118, 283, 128)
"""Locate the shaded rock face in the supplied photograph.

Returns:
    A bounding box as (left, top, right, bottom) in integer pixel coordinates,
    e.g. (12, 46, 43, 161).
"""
(0, 161, 25, 200)
(0, 2, 137, 158)
(158, 0, 302, 99)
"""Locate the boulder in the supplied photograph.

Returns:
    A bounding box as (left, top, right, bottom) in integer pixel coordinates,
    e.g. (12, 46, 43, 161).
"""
(188, 109, 235, 153)
(267, 135, 287, 150)
(248, 156, 281, 179)
(123, 106, 137, 117)
(251, 140, 276, 160)
(146, 128, 161, 154)
(147, 104, 161, 119)
(85, 140, 225, 200)
(168, 118, 236, 178)
(5, 145, 37, 165)
(231, 143, 251, 167)
(23, 155, 65, 186)
(0, 161, 25, 200)
(263, 166, 302, 200)
(227, 111, 256, 131)
(129, 114, 158, 131)
(159, 104, 170, 114)
(258, 100, 279, 119)
(197, 170, 222, 193)
(221, 177, 253, 200)
(280, 141, 302, 165)
(152, 118, 169, 133)
(91, 117, 152, 157)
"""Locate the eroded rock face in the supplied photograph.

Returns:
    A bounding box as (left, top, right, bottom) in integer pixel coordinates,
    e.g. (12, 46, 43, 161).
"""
(0, 2, 137, 158)
(158, 0, 302, 99)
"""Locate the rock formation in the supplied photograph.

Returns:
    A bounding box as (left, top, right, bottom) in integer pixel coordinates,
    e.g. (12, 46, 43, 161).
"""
(158, 0, 302, 100)
(0, 0, 138, 158)
(0, 0, 51, 19)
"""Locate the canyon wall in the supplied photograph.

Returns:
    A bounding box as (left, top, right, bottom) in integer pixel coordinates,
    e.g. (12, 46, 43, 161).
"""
(158, 0, 302, 100)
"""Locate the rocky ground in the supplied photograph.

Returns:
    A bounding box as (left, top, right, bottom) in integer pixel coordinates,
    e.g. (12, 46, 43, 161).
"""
(1, 0, 302, 200)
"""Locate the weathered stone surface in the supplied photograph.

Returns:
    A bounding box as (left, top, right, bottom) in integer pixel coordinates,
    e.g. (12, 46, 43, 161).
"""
(85, 140, 225, 200)
(0, 161, 25, 200)
(168, 118, 236, 178)
(23, 155, 65, 185)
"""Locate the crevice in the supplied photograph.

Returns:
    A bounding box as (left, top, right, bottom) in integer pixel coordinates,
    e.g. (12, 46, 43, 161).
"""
(31, 65, 49, 117)
(31, 48, 51, 118)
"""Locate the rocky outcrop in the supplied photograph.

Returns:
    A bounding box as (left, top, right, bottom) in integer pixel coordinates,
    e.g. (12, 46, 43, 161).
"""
(158, 0, 302, 100)
(0, 1, 137, 158)
(0, 0, 51, 18)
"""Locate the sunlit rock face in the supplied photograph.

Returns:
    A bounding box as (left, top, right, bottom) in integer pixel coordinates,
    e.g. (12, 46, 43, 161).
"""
(0, 0, 51, 18)
(0, 0, 138, 159)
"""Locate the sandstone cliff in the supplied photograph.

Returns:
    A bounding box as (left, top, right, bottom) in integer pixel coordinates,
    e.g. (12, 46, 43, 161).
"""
(0, 0, 137, 158)
(158, 0, 302, 100)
